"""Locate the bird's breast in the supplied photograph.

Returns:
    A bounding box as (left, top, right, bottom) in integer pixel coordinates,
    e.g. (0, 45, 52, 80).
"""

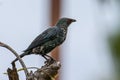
(31, 28, 67, 55)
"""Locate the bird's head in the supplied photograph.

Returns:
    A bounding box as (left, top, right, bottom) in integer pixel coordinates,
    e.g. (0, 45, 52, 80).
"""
(56, 17, 76, 28)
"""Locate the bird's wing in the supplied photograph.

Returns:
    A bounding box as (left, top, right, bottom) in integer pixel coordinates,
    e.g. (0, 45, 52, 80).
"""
(24, 27, 58, 52)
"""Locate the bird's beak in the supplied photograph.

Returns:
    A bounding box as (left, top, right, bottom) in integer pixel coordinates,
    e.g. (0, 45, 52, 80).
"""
(71, 19, 76, 22)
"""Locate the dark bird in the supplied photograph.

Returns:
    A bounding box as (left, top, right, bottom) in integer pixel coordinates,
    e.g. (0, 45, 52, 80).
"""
(13, 17, 76, 62)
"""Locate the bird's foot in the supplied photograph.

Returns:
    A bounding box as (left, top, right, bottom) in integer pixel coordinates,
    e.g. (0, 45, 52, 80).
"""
(42, 55, 56, 66)
(44, 57, 56, 66)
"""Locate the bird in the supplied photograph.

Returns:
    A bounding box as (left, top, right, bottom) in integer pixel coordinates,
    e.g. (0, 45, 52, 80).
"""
(13, 17, 76, 62)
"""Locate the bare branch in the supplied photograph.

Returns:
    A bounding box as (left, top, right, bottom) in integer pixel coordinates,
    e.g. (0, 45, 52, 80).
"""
(0, 42, 29, 78)
(30, 60, 61, 80)
(0, 42, 61, 80)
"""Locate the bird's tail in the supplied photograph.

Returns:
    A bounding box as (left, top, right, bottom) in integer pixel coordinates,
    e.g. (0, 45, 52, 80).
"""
(12, 51, 30, 63)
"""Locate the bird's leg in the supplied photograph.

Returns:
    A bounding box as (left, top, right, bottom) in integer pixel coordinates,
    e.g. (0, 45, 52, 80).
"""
(44, 55, 55, 65)
(41, 55, 48, 61)
(45, 55, 55, 60)
(42, 55, 55, 65)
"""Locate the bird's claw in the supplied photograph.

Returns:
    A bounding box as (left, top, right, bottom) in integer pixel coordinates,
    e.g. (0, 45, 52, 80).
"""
(44, 57, 56, 66)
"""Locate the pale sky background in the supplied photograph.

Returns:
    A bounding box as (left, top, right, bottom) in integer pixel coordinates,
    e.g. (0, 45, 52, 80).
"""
(0, 0, 119, 80)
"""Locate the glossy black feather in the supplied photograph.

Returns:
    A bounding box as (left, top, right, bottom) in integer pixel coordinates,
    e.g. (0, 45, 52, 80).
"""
(24, 27, 58, 52)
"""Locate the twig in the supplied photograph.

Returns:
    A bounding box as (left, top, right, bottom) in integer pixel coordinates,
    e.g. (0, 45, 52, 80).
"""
(17, 67, 39, 72)
(0, 41, 61, 80)
(0, 42, 29, 78)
